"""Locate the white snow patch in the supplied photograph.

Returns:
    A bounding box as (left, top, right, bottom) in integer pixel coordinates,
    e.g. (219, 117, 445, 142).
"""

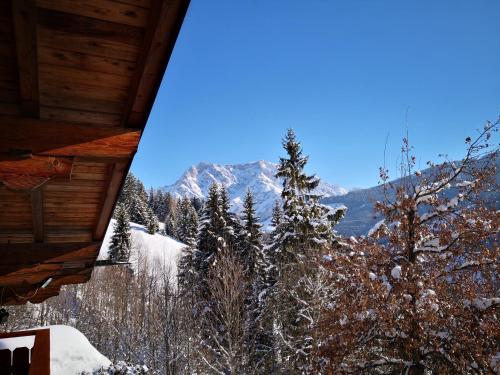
(367, 219, 385, 237)
(391, 265, 402, 280)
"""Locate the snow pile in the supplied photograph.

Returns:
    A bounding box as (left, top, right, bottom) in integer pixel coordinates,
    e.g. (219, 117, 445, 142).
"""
(162, 160, 347, 228)
(99, 220, 185, 276)
(43, 325, 111, 375)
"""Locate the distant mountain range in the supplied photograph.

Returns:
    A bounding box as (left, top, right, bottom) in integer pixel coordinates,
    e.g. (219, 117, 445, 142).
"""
(161, 161, 347, 228)
(323, 155, 500, 236)
(162, 157, 498, 236)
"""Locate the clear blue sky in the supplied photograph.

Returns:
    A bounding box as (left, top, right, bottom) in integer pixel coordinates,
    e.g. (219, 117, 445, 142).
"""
(132, 0, 500, 190)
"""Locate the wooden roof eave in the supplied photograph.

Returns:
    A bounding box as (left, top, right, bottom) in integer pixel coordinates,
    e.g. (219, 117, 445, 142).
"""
(0, 0, 190, 305)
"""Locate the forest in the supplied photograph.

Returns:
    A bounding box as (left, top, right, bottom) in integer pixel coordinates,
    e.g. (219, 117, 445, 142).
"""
(4, 122, 499, 375)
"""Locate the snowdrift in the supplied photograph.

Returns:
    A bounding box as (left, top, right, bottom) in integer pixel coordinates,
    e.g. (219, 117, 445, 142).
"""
(32, 325, 111, 374)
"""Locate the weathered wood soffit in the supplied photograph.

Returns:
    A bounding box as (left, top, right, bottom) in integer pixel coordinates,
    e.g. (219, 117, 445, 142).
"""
(0, 0, 190, 305)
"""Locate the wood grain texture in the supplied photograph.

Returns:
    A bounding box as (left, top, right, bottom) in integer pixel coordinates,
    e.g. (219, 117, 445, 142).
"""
(123, 0, 190, 128)
(0, 0, 190, 305)
(0, 117, 141, 158)
(12, 0, 39, 117)
(37, 0, 151, 28)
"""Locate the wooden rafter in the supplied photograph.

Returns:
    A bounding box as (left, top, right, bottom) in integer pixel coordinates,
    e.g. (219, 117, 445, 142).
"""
(0, 155, 73, 190)
(93, 160, 129, 240)
(0, 118, 141, 158)
(12, 0, 39, 117)
(122, 0, 190, 128)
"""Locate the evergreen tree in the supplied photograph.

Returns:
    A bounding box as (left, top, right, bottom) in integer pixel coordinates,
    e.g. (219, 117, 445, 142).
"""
(195, 183, 224, 285)
(109, 204, 131, 263)
(118, 173, 150, 225)
(239, 189, 263, 275)
(146, 207, 159, 235)
(272, 129, 344, 372)
(163, 211, 177, 238)
(219, 186, 239, 248)
(176, 197, 198, 245)
(190, 197, 204, 216)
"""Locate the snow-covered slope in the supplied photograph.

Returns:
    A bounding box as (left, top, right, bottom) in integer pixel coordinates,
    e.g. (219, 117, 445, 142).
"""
(99, 220, 185, 276)
(37, 325, 111, 374)
(162, 160, 347, 226)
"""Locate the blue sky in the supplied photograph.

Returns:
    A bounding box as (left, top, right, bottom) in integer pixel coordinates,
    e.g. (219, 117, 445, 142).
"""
(132, 0, 500, 189)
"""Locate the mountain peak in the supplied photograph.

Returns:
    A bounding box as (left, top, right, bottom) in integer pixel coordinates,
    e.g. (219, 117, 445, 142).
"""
(162, 160, 347, 226)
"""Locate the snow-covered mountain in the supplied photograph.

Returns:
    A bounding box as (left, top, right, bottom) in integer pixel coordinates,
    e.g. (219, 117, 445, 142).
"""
(162, 160, 347, 226)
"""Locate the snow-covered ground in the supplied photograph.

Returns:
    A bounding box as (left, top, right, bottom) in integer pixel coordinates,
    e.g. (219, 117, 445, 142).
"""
(99, 220, 186, 277)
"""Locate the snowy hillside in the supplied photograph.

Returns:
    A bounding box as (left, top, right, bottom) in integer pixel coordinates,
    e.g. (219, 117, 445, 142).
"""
(162, 160, 347, 226)
(99, 220, 186, 276)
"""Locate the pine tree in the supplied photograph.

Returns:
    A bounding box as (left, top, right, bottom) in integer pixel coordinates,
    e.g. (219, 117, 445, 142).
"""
(164, 210, 177, 238)
(239, 189, 263, 275)
(219, 186, 238, 248)
(272, 129, 343, 372)
(118, 173, 150, 225)
(176, 197, 198, 245)
(109, 204, 132, 263)
(146, 207, 159, 235)
(195, 183, 224, 285)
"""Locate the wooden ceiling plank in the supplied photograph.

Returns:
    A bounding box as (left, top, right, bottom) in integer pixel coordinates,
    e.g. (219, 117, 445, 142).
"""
(37, 0, 151, 28)
(40, 105, 122, 127)
(37, 8, 145, 46)
(39, 63, 131, 91)
(12, 0, 39, 117)
(40, 75, 129, 103)
(30, 186, 44, 242)
(38, 28, 140, 62)
(38, 46, 136, 77)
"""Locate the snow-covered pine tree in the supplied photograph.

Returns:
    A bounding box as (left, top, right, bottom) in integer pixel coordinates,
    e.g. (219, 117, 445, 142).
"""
(239, 189, 263, 274)
(194, 183, 225, 292)
(118, 173, 150, 225)
(145, 207, 159, 235)
(271, 199, 283, 230)
(219, 185, 239, 248)
(176, 197, 199, 245)
(109, 204, 132, 263)
(190, 197, 204, 216)
(272, 129, 343, 372)
(238, 190, 274, 372)
(163, 210, 177, 238)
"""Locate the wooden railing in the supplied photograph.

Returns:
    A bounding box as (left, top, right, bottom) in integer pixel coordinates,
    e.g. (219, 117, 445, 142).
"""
(0, 329, 50, 375)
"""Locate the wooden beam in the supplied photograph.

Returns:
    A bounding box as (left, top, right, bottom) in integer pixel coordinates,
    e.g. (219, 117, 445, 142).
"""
(0, 241, 100, 266)
(122, 0, 190, 128)
(0, 117, 141, 158)
(30, 186, 44, 241)
(93, 160, 129, 240)
(0, 155, 73, 190)
(12, 0, 39, 117)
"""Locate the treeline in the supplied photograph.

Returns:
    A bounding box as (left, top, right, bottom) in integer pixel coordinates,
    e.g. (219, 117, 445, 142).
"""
(114, 171, 203, 242)
(5, 123, 499, 374)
